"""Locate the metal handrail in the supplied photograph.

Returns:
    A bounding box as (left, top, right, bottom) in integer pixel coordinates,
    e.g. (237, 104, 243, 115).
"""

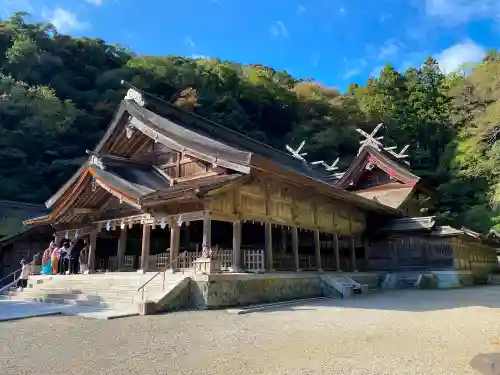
(137, 251, 188, 300)
(0, 259, 36, 285)
(0, 268, 22, 286)
(0, 260, 36, 293)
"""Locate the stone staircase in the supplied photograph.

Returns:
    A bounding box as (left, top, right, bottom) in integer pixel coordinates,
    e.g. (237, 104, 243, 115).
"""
(320, 275, 369, 298)
(0, 271, 193, 315)
(398, 273, 422, 289)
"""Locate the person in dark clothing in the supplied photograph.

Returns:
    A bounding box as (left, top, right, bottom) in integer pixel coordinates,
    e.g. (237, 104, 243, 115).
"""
(59, 241, 70, 274)
(69, 239, 85, 274)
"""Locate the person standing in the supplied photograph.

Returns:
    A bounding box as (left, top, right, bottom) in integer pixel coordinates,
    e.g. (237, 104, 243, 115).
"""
(58, 242, 70, 274)
(51, 240, 62, 275)
(69, 239, 85, 274)
(17, 259, 29, 288)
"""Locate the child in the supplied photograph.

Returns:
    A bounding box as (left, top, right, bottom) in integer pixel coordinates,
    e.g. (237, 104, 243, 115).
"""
(17, 259, 29, 288)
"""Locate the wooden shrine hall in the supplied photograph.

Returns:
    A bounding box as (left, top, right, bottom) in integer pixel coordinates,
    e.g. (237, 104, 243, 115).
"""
(23, 84, 499, 277)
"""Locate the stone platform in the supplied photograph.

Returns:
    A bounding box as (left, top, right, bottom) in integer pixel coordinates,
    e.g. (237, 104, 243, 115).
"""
(190, 271, 383, 309)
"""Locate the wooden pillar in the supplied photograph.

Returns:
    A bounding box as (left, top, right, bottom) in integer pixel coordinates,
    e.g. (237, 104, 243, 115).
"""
(117, 226, 128, 271)
(364, 238, 370, 270)
(314, 230, 322, 271)
(86, 229, 97, 273)
(203, 217, 212, 249)
(184, 224, 190, 250)
(333, 233, 340, 272)
(281, 228, 287, 251)
(265, 222, 273, 271)
(291, 226, 300, 271)
(170, 222, 180, 270)
(350, 236, 357, 271)
(232, 220, 242, 272)
(140, 224, 151, 272)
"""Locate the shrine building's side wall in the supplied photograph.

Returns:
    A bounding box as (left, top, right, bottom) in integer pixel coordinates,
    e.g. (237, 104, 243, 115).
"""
(205, 174, 367, 236)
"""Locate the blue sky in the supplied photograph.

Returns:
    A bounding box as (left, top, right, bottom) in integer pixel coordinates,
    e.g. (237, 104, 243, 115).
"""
(1, 0, 498, 90)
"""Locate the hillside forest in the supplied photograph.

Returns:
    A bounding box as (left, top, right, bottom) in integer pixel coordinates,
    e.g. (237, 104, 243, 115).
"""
(1, 12, 500, 233)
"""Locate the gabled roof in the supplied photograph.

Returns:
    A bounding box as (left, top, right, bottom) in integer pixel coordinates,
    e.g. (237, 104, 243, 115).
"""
(380, 216, 436, 232)
(379, 216, 500, 247)
(336, 144, 421, 190)
(43, 84, 403, 217)
(0, 200, 48, 239)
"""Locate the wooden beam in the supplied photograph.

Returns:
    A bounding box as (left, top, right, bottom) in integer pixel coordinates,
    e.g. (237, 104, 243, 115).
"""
(72, 208, 96, 215)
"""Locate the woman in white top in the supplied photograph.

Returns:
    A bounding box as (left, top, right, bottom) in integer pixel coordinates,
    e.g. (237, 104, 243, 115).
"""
(18, 259, 29, 288)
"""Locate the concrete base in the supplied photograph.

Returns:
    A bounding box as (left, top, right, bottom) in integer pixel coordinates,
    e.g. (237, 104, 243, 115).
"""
(138, 301, 157, 315)
(190, 271, 383, 309)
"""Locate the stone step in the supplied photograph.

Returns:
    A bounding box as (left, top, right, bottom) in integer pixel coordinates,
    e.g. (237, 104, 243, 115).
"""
(3, 291, 141, 303)
(0, 294, 136, 310)
(3, 289, 159, 300)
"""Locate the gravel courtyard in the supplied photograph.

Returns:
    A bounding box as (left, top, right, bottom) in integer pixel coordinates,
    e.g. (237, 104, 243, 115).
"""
(2, 287, 500, 375)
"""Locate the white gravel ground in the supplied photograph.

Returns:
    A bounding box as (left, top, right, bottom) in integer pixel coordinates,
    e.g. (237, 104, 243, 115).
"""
(2, 287, 500, 375)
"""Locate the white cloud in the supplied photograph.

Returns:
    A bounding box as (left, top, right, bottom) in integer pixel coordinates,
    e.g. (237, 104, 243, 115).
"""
(343, 58, 367, 79)
(436, 40, 486, 74)
(86, 0, 104, 5)
(297, 5, 306, 14)
(0, 0, 33, 16)
(184, 36, 196, 49)
(370, 65, 384, 78)
(424, 0, 500, 25)
(42, 8, 87, 33)
(378, 39, 405, 61)
(271, 20, 289, 38)
(191, 54, 208, 59)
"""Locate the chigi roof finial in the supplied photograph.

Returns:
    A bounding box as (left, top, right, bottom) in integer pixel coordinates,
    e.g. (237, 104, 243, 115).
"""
(356, 123, 384, 154)
(286, 140, 307, 161)
(311, 157, 340, 172)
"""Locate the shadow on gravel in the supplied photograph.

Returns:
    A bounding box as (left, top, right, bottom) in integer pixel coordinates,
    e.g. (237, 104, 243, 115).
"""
(249, 286, 500, 314)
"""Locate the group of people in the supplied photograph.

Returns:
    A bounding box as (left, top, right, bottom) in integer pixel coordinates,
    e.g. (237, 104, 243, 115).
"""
(40, 238, 88, 276)
(16, 238, 89, 288)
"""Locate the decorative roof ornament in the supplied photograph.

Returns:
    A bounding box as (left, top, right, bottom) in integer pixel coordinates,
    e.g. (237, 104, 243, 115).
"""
(356, 123, 384, 154)
(120, 220, 126, 230)
(177, 215, 183, 227)
(386, 145, 410, 165)
(75, 229, 79, 239)
(311, 157, 340, 172)
(160, 218, 167, 229)
(285, 140, 307, 161)
(89, 155, 105, 170)
(106, 221, 111, 232)
(124, 88, 146, 106)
